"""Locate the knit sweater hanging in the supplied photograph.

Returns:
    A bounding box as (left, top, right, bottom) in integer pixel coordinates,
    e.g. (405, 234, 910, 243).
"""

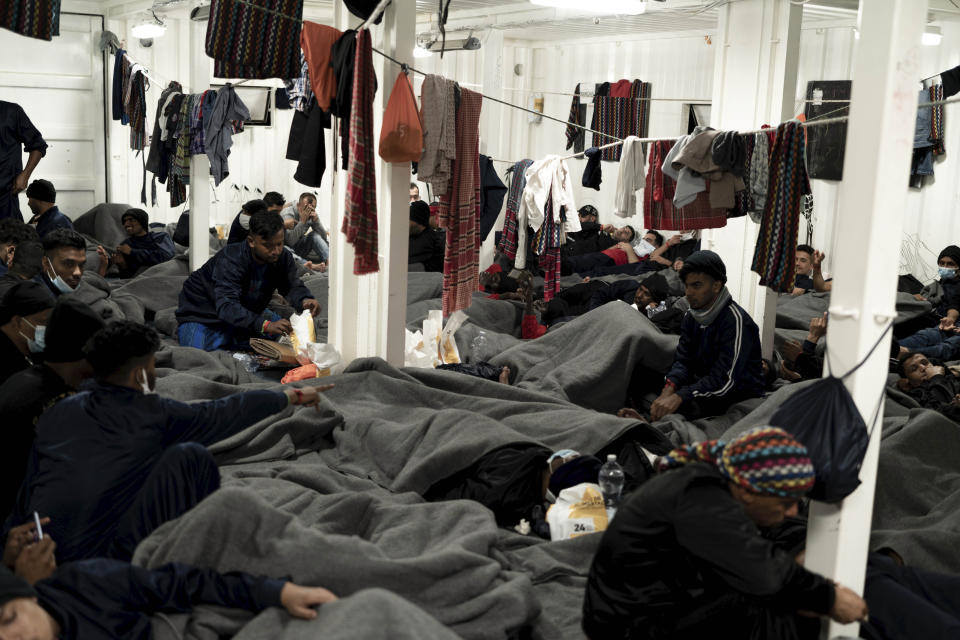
(0, 0, 60, 41)
(342, 29, 379, 275)
(205, 0, 303, 80)
(751, 121, 811, 292)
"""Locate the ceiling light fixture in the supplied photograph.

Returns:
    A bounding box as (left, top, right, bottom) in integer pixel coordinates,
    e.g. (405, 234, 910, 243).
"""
(413, 45, 433, 58)
(529, 0, 646, 15)
(922, 25, 942, 46)
(132, 10, 166, 39)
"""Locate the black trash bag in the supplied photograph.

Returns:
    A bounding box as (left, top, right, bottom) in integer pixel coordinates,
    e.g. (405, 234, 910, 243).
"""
(769, 324, 891, 503)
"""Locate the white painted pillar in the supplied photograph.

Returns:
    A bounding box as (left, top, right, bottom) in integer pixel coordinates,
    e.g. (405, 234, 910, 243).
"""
(187, 19, 211, 271)
(327, 3, 361, 362)
(478, 29, 505, 272)
(804, 2, 926, 638)
(702, 0, 801, 358)
(375, 0, 415, 366)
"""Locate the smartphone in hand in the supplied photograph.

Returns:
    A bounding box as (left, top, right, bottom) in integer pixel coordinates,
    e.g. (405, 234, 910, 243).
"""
(33, 512, 44, 542)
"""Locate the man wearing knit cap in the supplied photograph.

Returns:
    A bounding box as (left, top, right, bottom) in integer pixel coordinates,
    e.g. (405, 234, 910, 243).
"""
(0, 280, 54, 386)
(0, 560, 337, 639)
(409, 200, 445, 272)
(0, 298, 104, 519)
(650, 250, 763, 421)
(24, 180, 72, 239)
(95, 208, 175, 278)
(583, 426, 868, 640)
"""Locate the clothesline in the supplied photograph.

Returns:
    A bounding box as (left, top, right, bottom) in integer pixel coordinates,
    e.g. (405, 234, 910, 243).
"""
(116, 48, 255, 97)
(230, 0, 388, 31)
(501, 86, 854, 104)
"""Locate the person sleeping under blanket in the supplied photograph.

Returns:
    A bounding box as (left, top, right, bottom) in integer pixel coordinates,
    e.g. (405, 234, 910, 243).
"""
(575, 235, 701, 279)
(560, 226, 648, 277)
(95, 208, 174, 279)
(423, 426, 672, 537)
(175, 209, 321, 352)
(895, 351, 960, 422)
(3, 321, 331, 565)
(0, 555, 336, 640)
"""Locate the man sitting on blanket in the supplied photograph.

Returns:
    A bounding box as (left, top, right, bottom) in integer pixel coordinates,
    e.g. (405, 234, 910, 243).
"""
(176, 210, 321, 351)
(95, 208, 175, 279)
(36, 229, 85, 297)
(0, 555, 336, 639)
(4, 321, 332, 564)
(583, 427, 868, 640)
(0, 240, 43, 299)
(650, 250, 763, 421)
(895, 351, 960, 421)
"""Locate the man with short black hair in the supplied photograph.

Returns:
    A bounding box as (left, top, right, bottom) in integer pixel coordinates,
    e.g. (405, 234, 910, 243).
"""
(0, 219, 39, 276)
(791, 244, 817, 295)
(176, 210, 321, 351)
(24, 180, 71, 239)
(410, 182, 421, 202)
(282, 192, 329, 262)
(561, 226, 649, 276)
(5, 321, 332, 563)
(0, 281, 54, 386)
(0, 240, 42, 298)
(650, 250, 763, 420)
(409, 200, 444, 272)
(0, 298, 103, 519)
(36, 229, 85, 297)
(263, 191, 285, 213)
(226, 199, 268, 245)
(96, 208, 175, 278)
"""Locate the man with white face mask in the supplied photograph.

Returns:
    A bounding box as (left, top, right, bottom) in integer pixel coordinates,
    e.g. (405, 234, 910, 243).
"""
(4, 321, 334, 565)
(36, 228, 85, 297)
(0, 280, 53, 386)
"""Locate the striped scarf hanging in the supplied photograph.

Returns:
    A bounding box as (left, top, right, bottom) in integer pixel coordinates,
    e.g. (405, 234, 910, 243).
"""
(751, 121, 811, 292)
(126, 71, 148, 151)
(590, 80, 652, 161)
(533, 196, 566, 301)
(931, 83, 945, 156)
(342, 29, 379, 275)
(206, 0, 303, 80)
(499, 159, 534, 263)
(0, 0, 60, 41)
(564, 84, 585, 152)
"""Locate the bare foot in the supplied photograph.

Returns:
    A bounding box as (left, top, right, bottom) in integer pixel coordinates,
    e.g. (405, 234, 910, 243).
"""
(498, 366, 511, 385)
(617, 407, 645, 420)
(582, 276, 591, 283)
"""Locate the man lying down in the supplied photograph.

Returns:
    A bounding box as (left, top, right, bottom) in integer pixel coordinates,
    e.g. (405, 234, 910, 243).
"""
(4, 321, 331, 564)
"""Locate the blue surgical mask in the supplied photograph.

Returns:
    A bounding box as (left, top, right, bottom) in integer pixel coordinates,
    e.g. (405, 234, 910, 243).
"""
(548, 449, 579, 464)
(939, 267, 957, 280)
(20, 320, 46, 353)
(46, 263, 76, 293)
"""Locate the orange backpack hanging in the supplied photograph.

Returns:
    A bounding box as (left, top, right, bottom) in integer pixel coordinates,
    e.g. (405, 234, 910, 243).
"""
(379, 71, 424, 163)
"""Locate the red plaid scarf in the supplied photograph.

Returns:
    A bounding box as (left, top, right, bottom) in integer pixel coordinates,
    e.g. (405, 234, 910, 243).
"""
(438, 88, 483, 315)
(342, 29, 379, 274)
(643, 139, 728, 230)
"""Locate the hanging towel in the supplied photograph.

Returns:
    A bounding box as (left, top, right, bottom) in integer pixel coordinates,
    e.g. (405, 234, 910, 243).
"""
(0, 0, 61, 41)
(565, 84, 585, 152)
(342, 29, 379, 275)
(205, 84, 251, 186)
(439, 89, 483, 315)
(643, 139, 727, 231)
(301, 22, 342, 112)
(419, 75, 458, 194)
(206, 0, 303, 80)
(613, 136, 645, 218)
(751, 120, 811, 292)
(498, 159, 534, 264)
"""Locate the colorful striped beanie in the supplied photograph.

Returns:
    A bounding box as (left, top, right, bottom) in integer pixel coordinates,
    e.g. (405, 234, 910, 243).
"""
(657, 426, 815, 499)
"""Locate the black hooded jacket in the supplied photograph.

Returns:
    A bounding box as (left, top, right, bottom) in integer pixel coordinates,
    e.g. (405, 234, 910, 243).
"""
(582, 464, 835, 640)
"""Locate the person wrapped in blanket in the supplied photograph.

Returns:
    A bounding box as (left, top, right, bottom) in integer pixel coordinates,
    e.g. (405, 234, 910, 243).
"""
(0, 543, 336, 640)
(895, 350, 960, 422)
(582, 427, 868, 640)
(176, 209, 321, 352)
(95, 208, 175, 279)
(648, 250, 764, 421)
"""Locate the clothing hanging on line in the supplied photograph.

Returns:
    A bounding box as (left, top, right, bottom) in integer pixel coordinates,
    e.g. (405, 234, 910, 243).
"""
(146, 82, 182, 175)
(942, 65, 960, 99)
(204, 84, 250, 186)
(613, 136, 646, 218)
(751, 120, 811, 292)
(564, 84, 586, 153)
(284, 55, 314, 112)
(498, 159, 534, 266)
(125, 70, 148, 151)
(205, 0, 303, 80)
(292, 99, 330, 188)
(911, 85, 945, 188)
(518, 155, 579, 273)
(534, 195, 565, 302)
(478, 155, 508, 242)
(300, 21, 342, 112)
(342, 29, 379, 275)
(643, 139, 727, 231)
(330, 29, 377, 171)
(671, 127, 745, 209)
(590, 79, 652, 161)
(419, 74, 458, 194)
(0, 0, 61, 41)
(439, 88, 483, 315)
(111, 49, 130, 125)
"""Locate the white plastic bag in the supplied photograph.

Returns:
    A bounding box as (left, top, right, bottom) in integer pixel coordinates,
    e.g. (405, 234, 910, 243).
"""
(288, 309, 340, 374)
(545, 483, 609, 541)
(404, 311, 466, 368)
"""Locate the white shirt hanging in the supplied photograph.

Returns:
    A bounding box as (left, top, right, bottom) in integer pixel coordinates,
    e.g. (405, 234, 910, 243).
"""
(515, 155, 580, 269)
(613, 136, 646, 218)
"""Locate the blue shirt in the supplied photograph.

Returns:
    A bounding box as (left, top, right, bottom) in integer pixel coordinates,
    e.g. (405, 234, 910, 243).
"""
(33, 206, 73, 239)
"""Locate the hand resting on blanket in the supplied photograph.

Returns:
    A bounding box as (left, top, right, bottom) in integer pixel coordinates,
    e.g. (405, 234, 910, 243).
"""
(283, 385, 334, 410)
(280, 582, 339, 618)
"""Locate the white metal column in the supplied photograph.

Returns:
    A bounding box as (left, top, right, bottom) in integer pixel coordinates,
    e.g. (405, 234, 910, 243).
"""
(478, 29, 505, 272)
(703, 0, 801, 358)
(187, 18, 211, 271)
(376, 0, 415, 366)
(804, 2, 927, 638)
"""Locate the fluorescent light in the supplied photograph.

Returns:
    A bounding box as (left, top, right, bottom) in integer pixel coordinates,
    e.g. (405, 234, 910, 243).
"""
(413, 45, 433, 58)
(922, 26, 942, 46)
(132, 22, 166, 38)
(530, 0, 646, 15)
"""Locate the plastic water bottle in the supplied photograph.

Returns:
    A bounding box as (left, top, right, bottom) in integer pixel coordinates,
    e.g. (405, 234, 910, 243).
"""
(599, 454, 625, 519)
(470, 330, 488, 362)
